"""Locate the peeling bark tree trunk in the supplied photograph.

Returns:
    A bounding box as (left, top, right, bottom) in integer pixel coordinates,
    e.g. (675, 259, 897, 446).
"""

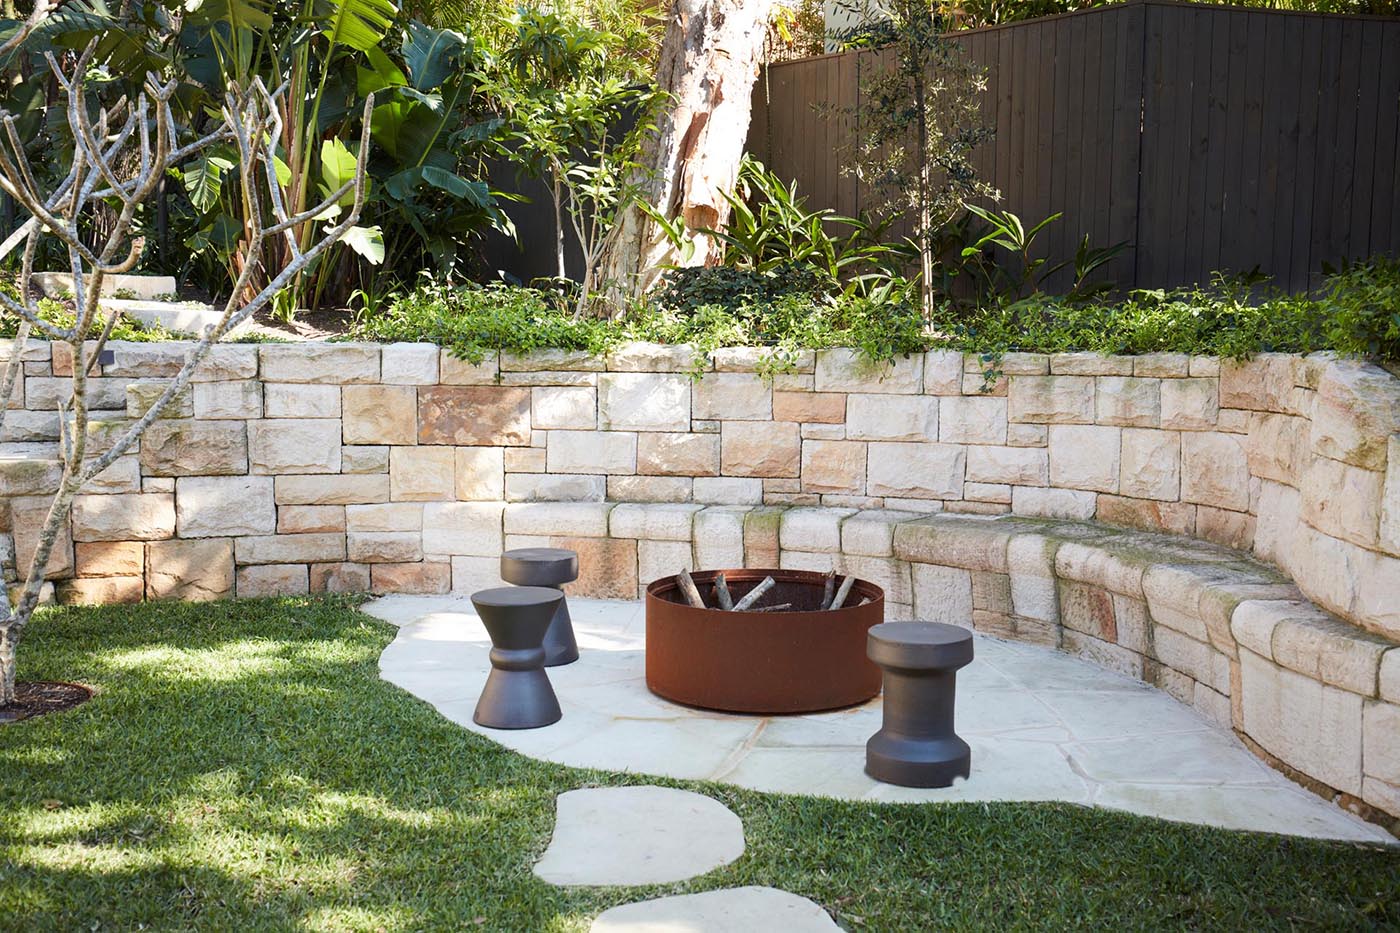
(598, 0, 774, 304)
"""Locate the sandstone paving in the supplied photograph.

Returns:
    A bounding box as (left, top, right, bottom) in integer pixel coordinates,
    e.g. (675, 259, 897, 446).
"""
(589, 886, 839, 932)
(369, 595, 1394, 844)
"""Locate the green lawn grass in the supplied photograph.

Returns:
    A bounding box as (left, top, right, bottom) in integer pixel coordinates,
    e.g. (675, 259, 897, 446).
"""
(1, 596, 1396, 931)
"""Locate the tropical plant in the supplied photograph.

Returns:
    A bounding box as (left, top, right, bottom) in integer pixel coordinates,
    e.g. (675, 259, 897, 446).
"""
(960, 204, 1129, 301)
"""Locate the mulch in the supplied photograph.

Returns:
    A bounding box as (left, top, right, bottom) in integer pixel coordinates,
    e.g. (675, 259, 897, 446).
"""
(0, 681, 93, 723)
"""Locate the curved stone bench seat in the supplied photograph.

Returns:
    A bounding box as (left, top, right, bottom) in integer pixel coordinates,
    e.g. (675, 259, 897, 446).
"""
(498, 500, 1399, 828)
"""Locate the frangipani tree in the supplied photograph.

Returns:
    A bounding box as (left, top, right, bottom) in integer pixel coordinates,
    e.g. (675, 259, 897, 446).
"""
(0, 46, 371, 709)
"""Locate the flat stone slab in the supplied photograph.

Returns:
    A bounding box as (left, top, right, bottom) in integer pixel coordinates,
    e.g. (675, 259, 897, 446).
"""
(534, 786, 744, 886)
(590, 886, 838, 932)
(371, 595, 1395, 845)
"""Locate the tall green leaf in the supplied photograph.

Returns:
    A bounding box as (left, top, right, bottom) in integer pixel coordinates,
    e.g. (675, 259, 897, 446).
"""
(318, 0, 398, 53)
(402, 21, 470, 92)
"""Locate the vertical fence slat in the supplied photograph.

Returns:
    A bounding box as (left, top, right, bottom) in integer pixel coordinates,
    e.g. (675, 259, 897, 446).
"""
(1288, 16, 1323, 291)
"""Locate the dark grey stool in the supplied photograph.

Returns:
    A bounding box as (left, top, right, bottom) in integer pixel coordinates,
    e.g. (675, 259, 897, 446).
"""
(472, 586, 564, 729)
(865, 621, 974, 787)
(501, 547, 579, 667)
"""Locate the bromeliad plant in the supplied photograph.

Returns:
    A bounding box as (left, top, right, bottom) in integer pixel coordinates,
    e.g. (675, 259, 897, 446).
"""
(0, 48, 371, 708)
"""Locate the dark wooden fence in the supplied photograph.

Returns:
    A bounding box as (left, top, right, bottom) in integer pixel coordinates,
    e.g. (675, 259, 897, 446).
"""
(747, 0, 1400, 292)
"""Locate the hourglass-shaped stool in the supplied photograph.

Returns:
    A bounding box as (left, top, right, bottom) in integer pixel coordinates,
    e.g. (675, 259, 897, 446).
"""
(471, 586, 564, 729)
(865, 621, 974, 787)
(500, 547, 580, 667)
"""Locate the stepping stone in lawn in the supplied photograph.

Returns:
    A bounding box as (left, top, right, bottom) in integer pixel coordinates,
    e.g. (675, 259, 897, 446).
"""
(533, 785, 744, 886)
(590, 886, 840, 932)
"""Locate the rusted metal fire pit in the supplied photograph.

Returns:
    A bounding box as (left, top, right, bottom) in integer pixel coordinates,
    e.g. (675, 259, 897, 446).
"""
(645, 569, 884, 714)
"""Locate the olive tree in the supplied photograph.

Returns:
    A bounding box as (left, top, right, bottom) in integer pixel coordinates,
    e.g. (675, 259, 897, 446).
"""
(0, 47, 371, 709)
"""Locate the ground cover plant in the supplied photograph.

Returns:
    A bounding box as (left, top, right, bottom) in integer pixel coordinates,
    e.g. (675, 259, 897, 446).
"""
(1, 596, 1397, 930)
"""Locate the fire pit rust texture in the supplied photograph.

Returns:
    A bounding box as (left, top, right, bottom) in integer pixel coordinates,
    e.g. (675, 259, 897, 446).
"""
(645, 569, 885, 714)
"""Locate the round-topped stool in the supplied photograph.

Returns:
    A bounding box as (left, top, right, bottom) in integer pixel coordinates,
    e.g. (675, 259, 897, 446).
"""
(865, 621, 975, 787)
(471, 586, 564, 729)
(501, 547, 579, 667)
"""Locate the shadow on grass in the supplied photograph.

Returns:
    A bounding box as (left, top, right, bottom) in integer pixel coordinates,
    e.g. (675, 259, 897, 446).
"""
(1, 596, 1397, 931)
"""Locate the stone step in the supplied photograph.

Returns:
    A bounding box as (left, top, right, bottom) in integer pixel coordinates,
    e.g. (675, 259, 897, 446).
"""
(32, 272, 177, 302)
(97, 298, 252, 337)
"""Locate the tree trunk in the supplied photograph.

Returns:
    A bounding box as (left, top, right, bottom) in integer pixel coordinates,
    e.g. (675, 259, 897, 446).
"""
(598, 0, 774, 305)
(0, 624, 16, 708)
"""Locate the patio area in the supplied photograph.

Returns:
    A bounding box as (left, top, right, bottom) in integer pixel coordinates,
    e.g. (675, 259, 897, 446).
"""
(366, 594, 1393, 845)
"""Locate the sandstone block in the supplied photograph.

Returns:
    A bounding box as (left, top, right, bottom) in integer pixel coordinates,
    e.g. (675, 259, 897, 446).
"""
(455, 446, 505, 500)
(1096, 377, 1161, 427)
(554, 535, 636, 598)
(85, 455, 142, 494)
(380, 342, 439, 385)
(1119, 428, 1181, 501)
(1289, 523, 1400, 641)
(742, 506, 783, 566)
(1007, 375, 1096, 424)
(346, 503, 422, 532)
(692, 506, 748, 568)
(57, 576, 141, 605)
(342, 445, 389, 474)
(1050, 353, 1134, 376)
(939, 396, 1008, 445)
(912, 563, 974, 627)
(1096, 494, 1196, 535)
(1133, 353, 1191, 377)
(605, 341, 700, 373)
(778, 506, 854, 553)
(638, 432, 719, 476)
(1383, 434, 1400, 555)
(390, 446, 455, 500)
(193, 380, 261, 420)
(773, 391, 846, 424)
(371, 561, 451, 594)
(126, 381, 192, 419)
(191, 344, 259, 382)
(532, 386, 597, 430)
(422, 501, 504, 556)
(146, 538, 233, 600)
(841, 510, 920, 557)
(259, 343, 379, 383)
(1011, 486, 1097, 520)
(342, 385, 417, 445)
(923, 350, 964, 395)
(866, 442, 964, 499)
(234, 533, 345, 565)
(440, 350, 500, 385)
(895, 518, 1011, 572)
(722, 421, 801, 477)
(598, 373, 690, 431)
(1049, 424, 1121, 493)
(505, 501, 612, 537)
(1364, 700, 1400, 789)
(505, 446, 547, 473)
(1299, 455, 1384, 549)
(501, 348, 604, 372)
(692, 476, 763, 504)
(72, 493, 174, 541)
(1309, 361, 1400, 469)
(966, 445, 1047, 486)
(249, 419, 341, 474)
(1, 410, 60, 442)
(1239, 648, 1363, 795)
(75, 540, 143, 577)
(711, 346, 813, 373)
(348, 531, 423, 563)
(637, 539, 695, 590)
(275, 474, 389, 505)
(418, 385, 531, 446)
(264, 383, 340, 418)
(1008, 533, 1059, 622)
(278, 505, 346, 534)
(0, 454, 62, 497)
(547, 430, 637, 474)
(11, 495, 73, 578)
(1245, 412, 1309, 486)
(449, 555, 502, 595)
(506, 472, 606, 502)
(140, 420, 247, 476)
(1056, 541, 1149, 596)
(846, 394, 937, 441)
(1272, 609, 1391, 695)
(815, 349, 922, 394)
(692, 372, 771, 421)
(801, 440, 866, 494)
(610, 502, 703, 541)
(1160, 377, 1220, 429)
(237, 564, 310, 598)
(176, 475, 276, 537)
(607, 475, 692, 502)
(99, 341, 186, 377)
(1180, 431, 1250, 511)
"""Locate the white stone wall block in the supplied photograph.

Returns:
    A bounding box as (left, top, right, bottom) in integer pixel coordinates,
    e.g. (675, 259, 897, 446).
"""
(692, 372, 771, 421)
(966, 445, 1048, 486)
(456, 446, 505, 500)
(506, 473, 607, 502)
(249, 419, 342, 475)
(346, 502, 423, 532)
(815, 348, 922, 394)
(423, 501, 504, 556)
(693, 506, 749, 568)
(1007, 375, 1095, 424)
(841, 510, 922, 557)
(264, 383, 341, 418)
(866, 442, 965, 500)
(638, 539, 695, 588)
(692, 476, 763, 505)
(381, 342, 440, 384)
(532, 386, 597, 430)
(1010, 486, 1097, 521)
(778, 506, 856, 553)
(1119, 428, 1181, 501)
(912, 563, 974, 627)
(71, 493, 174, 541)
(846, 394, 938, 441)
(1310, 361, 1400, 470)
(1299, 455, 1383, 549)
(547, 430, 637, 475)
(1049, 424, 1121, 493)
(194, 380, 261, 420)
(175, 475, 275, 538)
(260, 343, 379, 384)
(505, 501, 613, 537)
(1096, 377, 1161, 427)
(1180, 431, 1249, 511)
(610, 502, 705, 541)
(1160, 377, 1220, 429)
(1381, 434, 1400, 555)
(939, 396, 1008, 445)
(599, 373, 690, 431)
